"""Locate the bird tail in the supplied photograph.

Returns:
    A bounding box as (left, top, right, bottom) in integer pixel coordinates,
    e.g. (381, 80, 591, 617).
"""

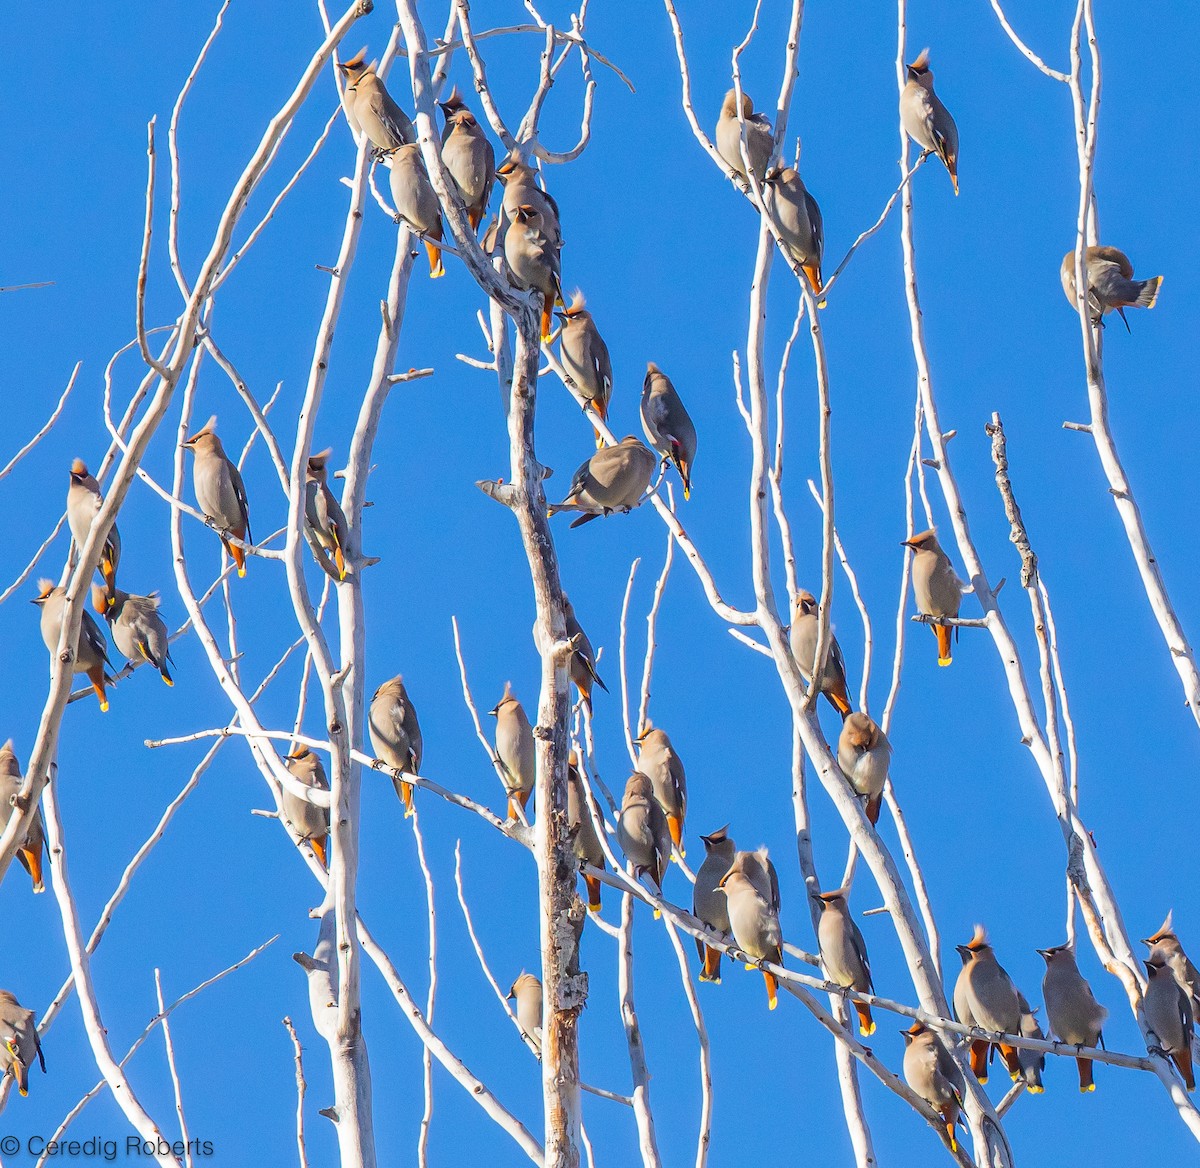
(18, 845, 44, 894)
(312, 834, 328, 868)
(969, 1039, 989, 1083)
(827, 686, 852, 718)
(87, 664, 110, 712)
(667, 814, 684, 852)
(700, 945, 722, 984)
(1077, 1055, 1095, 1092)
(763, 969, 778, 1011)
(1173, 1050, 1195, 1092)
(1135, 275, 1162, 309)
(934, 623, 953, 666)
(853, 1000, 875, 1037)
(425, 241, 445, 279)
(395, 778, 415, 818)
(224, 537, 247, 578)
(333, 544, 346, 580)
(584, 874, 602, 913)
(540, 297, 554, 343)
(866, 795, 882, 826)
(802, 263, 826, 309)
(998, 1042, 1022, 1081)
(11, 1054, 27, 1096)
(941, 1106, 959, 1153)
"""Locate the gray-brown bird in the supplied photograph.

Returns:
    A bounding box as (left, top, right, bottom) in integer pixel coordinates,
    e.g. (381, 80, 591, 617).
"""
(1015, 990, 1046, 1095)
(181, 417, 252, 577)
(1145, 956, 1195, 1091)
(617, 771, 670, 895)
(34, 580, 112, 711)
(0, 742, 45, 894)
(489, 682, 535, 820)
(1060, 246, 1162, 330)
(549, 437, 656, 528)
(283, 746, 330, 867)
(789, 590, 852, 716)
(440, 87, 494, 232)
(641, 363, 697, 500)
(505, 204, 561, 342)
(304, 449, 350, 581)
(813, 887, 874, 1036)
(556, 292, 612, 444)
(694, 825, 735, 984)
(1143, 912, 1200, 1016)
(837, 712, 890, 824)
(92, 585, 173, 686)
(388, 144, 445, 278)
(764, 166, 824, 304)
(951, 943, 981, 1076)
(369, 675, 423, 817)
(67, 459, 121, 602)
(900, 49, 959, 194)
(532, 596, 608, 712)
(495, 152, 561, 252)
(902, 529, 962, 666)
(0, 990, 43, 1097)
(567, 752, 605, 912)
(716, 89, 773, 183)
(954, 925, 1023, 1082)
(902, 1021, 963, 1153)
(719, 849, 783, 1010)
(1039, 944, 1108, 1092)
(508, 972, 543, 1055)
(635, 725, 687, 855)
(338, 49, 415, 154)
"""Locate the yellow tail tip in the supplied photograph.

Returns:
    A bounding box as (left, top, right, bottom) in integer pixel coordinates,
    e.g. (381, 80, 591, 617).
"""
(861, 1022, 876, 1037)
(949, 1139, 957, 1153)
(1028, 1084, 1044, 1095)
(99, 701, 110, 713)
(937, 657, 952, 667)
(162, 676, 174, 687)
(1082, 1083, 1096, 1093)
(767, 996, 778, 1011)
(816, 297, 828, 310)
(587, 903, 601, 914)
(19, 1087, 27, 1097)
(237, 566, 247, 578)
(652, 908, 662, 920)
(404, 806, 415, 819)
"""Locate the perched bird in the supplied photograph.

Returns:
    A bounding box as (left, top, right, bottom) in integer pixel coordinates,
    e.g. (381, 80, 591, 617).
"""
(532, 596, 608, 712)
(181, 417, 252, 577)
(338, 49, 415, 153)
(1145, 957, 1195, 1091)
(0, 991, 43, 1097)
(33, 580, 112, 711)
(641, 364, 697, 499)
(715, 89, 773, 183)
(719, 848, 783, 1010)
(635, 725, 687, 854)
(504, 204, 561, 341)
(549, 437, 656, 528)
(813, 887, 875, 1035)
(490, 682, 535, 820)
(508, 972, 543, 1055)
(1143, 911, 1200, 1015)
(764, 166, 824, 303)
(789, 590, 852, 716)
(0, 741, 45, 894)
(837, 712, 890, 824)
(902, 529, 962, 666)
(91, 585, 173, 686)
(1015, 990, 1046, 1095)
(67, 460, 121, 601)
(900, 49, 959, 194)
(951, 942, 982, 1075)
(1060, 246, 1162, 329)
(369, 675, 423, 816)
(566, 752, 605, 912)
(616, 771, 670, 895)
(694, 825, 736, 983)
(388, 144, 445, 278)
(304, 449, 350, 580)
(495, 152, 561, 251)
(283, 746, 330, 867)
(739, 846, 781, 915)
(440, 87, 494, 232)
(954, 926, 1024, 1082)
(1039, 944, 1108, 1092)
(556, 293, 612, 444)
(902, 1022, 963, 1153)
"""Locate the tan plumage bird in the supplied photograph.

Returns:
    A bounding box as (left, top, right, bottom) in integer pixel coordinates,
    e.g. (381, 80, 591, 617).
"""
(1060, 246, 1162, 330)
(1145, 956, 1195, 1091)
(694, 825, 735, 983)
(764, 166, 824, 304)
(495, 152, 561, 252)
(567, 752, 605, 912)
(1015, 991, 1046, 1095)
(951, 943, 987, 1081)
(902, 1021, 963, 1153)
(556, 293, 612, 444)
(719, 848, 783, 1010)
(34, 580, 112, 711)
(0, 990, 43, 1097)
(635, 725, 687, 855)
(67, 460, 121, 602)
(837, 712, 890, 824)
(283, 746, 330, 867)
(814, 887, 874, 1035)
(388, 144, 445, 278)
(489, 682, 535, 820)
(92, 585, 173, 685)
(617, 771, 670, 895)
(789, 590, 852, 716)
(0, 742, 45, 894)
(900, 49, 959, 194)
(902, 529, 962, 666)
(505, 204, 561, 342)
(1039, 944, 1108, 1092)
(508, 972, 543, 1055)
(440, 87, 494, 232)
(304, 449, 350, 580)
(532, 596, 608, 712)
(641, 364, 697, 500)
(338, 49, 415, 154)
(954, 926, 1024, 1082)
(549, 437, 656, 528)
(369, 675, 423, 816)
(1143, 912, 1200, 1016)
(181, 417, 252, 577)
(716, 89, 773, 183)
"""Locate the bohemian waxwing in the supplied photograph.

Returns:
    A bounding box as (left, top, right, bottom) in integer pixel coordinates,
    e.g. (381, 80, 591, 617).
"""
(719, 848, 783, 1010)
(489, 682, 535, 820)
(1038, 944, 1108, 1092)
(900, 49, 959, 194)
(283, 746, 331, 867)
(494, 152, 561, 252)
(837, 712, 890, 824)
(549, 437, 656, 528)
(556, 292, 612, 444)
(716, 89, 773, 183)
(439, 87, 495, 232)
(902, 529, 962, 666)
(813, 887, 875, 1035)
(1015, 990, 1046, 1094)
(67, 459, 121, 602)
(1060, 246, 1162, 329)
(0, 991, 43, 1097)
(951, 942, 984, 1079)
(337, 49, 415, 153)
(694, 825, 735, 983)
(508, 972, 543, 1055)
(954, 926, 1024, 1082)
(92, 585, 173, 685)
(1144, 957, 1195, 1091)
(369, 675, 423, 816)
(902, 1022, 963, 1152)
(532, 596, 608, 712)
(304, 449, 350, 580)
(634, 725, 687, 855)
(504, 204, 561, 342)
(566, 752, 605, 912)
(1143, 911, 1200, 1016)
(764, 166, 824, 304)
(789, 590, 852, 716)
(181, 417, 252, 577)
(388, 144, 445, 278)
(0, 742, 45, 894)
(641, 363, 697, 500)
(616, 771, 670, 895)
(34, 580, 112, 711)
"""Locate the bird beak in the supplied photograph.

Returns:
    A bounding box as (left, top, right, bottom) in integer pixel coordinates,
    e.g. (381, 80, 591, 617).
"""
(900, 537, 916, 548)
(180, 436, 196, 449)
(1035, 948, 1052, 960)
(954, 944, 970, 958)
(487, 705, 499, 718)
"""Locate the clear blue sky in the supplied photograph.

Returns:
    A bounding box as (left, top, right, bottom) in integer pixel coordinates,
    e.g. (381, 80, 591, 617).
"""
(1, 0, 1196, 1163)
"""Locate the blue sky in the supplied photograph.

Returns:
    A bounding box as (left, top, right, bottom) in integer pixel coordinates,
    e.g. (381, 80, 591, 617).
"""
(0, 0, 1196, 1163)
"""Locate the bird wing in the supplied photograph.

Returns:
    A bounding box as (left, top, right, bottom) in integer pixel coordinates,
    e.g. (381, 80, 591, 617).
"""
(228, 461, 253, 544)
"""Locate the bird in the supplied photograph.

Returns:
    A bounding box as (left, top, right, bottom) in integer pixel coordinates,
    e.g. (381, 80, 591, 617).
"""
(789, 590, 853, 715)
(387, 144, 445, 278)
(813, 887, 875, 1035)
(902, 1021, 964, 1153)
(1143, 911, 1200, 1016)
(566, 752, 605, 912)
(556, 293, 612, 444)
(0, 741, 45, 894)
(694, 825, 736, 983)
(1038, 944, 1108, 1092)
(902, 529, 962, 666)
(617, 771, 671, 896)
(635, 725, 687, 855)
(283, 746, 330, 867)
(900, 49, 959, 194)
(33, 580, 113, 711)
(0, 990, 43, 1097)
(719, 848, 783, 1009)
(764, 165, 824, 303)
(951, 942, 988, 1081)
(504, 204, 561, 342)
(368, 675, 423, 816)
(532, 596, 608, 712)
(91, 585, 173, 686)
(304, 448, 350, 580)
(954, 925, 1024, 1082)
(338, 49, 415, 154)
(67, 459, 121, 602)
(1060, 246, 1162, 330)
(508, 972, 543, 1055)
(490, 682, 535, 820)
(837, 712, 890, 824)
(1015, 990, 1046, 1095)
(641, 364, 697, 499)
(181, 417, 252, 577)
(439, 87, 494, 232)
(1145, 956, 1195, 1091)
(494, 152, 561, 252)
(715, 89, 773, 183)
(549, 437, 656, 528)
